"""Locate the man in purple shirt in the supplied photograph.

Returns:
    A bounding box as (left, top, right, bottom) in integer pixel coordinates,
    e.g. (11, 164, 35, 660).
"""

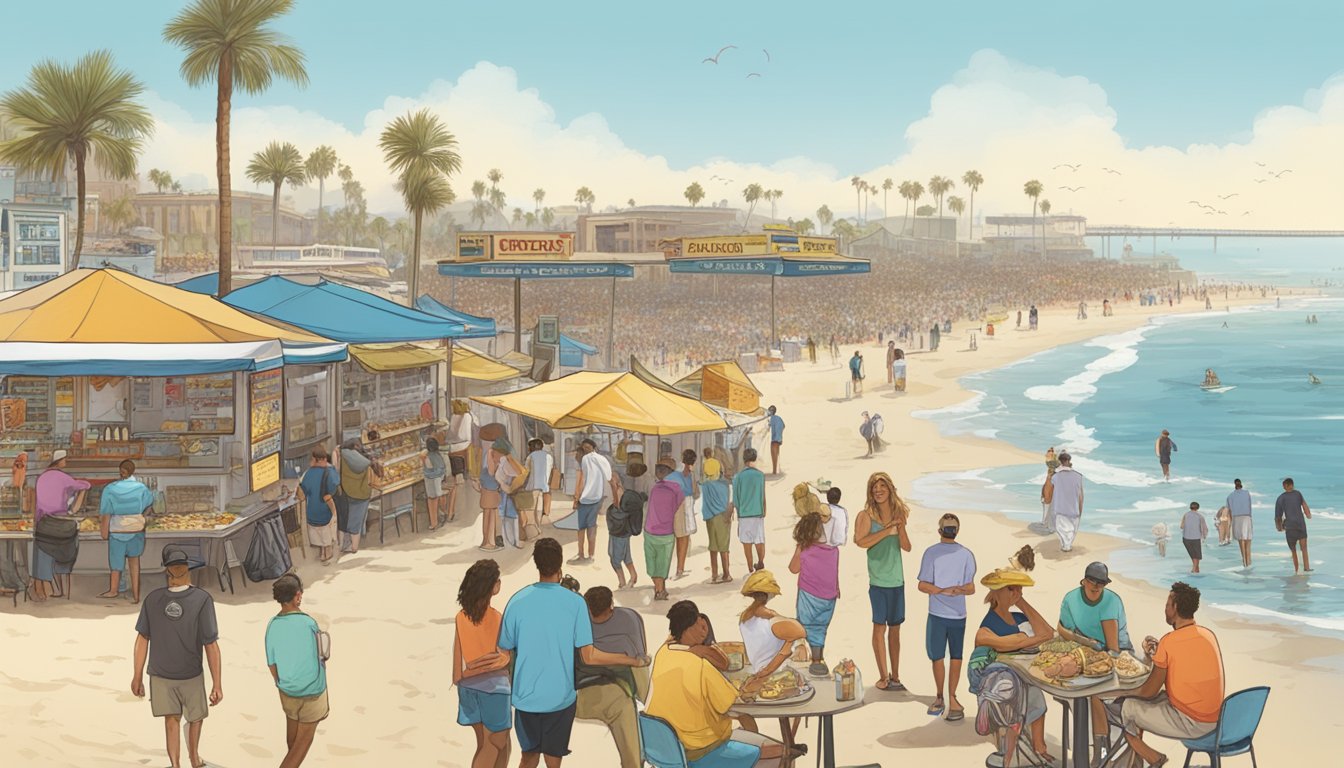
(32, 450, 90, 601)
(644, 462, 684, 602)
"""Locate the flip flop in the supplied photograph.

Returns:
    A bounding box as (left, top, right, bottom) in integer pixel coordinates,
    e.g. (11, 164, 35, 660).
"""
(946, 709, 965, 722)
(888, 679, 907, 692)
(927, 699, 945, 716)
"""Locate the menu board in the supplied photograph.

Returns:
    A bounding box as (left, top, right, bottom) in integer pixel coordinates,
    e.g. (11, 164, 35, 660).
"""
(131, 375, 235, 435)
(250, 452, 280, 492)
(1, 377, 52, 433)
(249, 370, 283, 462)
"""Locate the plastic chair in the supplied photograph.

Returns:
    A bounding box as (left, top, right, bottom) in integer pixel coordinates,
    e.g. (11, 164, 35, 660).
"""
(1181, 687, 1270, 768)
(639, 713, 689, 768)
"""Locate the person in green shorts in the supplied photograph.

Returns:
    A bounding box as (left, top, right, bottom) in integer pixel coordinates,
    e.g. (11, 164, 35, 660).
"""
(854, 472, 911, 691)
(643, 462, 684, 601)
(700, 451, 733, 584)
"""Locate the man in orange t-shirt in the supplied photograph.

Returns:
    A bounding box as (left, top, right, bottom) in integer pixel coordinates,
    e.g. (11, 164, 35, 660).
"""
(1108, 582, 1224, 767)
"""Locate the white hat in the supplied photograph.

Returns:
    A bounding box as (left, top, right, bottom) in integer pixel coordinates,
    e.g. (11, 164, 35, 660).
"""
(51, 449, 68, 463)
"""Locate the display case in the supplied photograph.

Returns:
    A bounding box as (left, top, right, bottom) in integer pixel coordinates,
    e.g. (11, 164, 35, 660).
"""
(340, 362, 440, 495)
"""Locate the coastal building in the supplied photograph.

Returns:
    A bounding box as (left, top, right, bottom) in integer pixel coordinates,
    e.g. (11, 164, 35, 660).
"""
(982, 214, 1094, 260)
(849, 216, 962, 259)
(575, 206, 740, 253)
(0, 202, 68, 290)
(82, 230, 160, 278)
(1120, 244, 1197, 287)
(133, 190, 315, 267)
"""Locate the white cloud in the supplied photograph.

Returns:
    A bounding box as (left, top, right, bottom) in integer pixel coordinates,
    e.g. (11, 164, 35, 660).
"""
(140, 52, 1344, 228)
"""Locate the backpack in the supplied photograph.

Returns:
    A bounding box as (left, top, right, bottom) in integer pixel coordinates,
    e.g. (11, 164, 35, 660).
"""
(610, 489, 645, 537)
(244, 511, 293, 582)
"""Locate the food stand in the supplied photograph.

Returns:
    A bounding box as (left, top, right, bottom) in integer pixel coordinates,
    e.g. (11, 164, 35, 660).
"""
(0, 269, 347, 586)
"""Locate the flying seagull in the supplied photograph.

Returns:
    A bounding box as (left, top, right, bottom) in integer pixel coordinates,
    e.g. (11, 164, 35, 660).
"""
(1242, 211, 1253, 216)
(746, 72, 761, 78)
(1253, 179, 1269, 184)
(702, 45, 736, 64)
(1272, 169, 1293, 177)
(763, 49, 771, 62)
(1254, 161, 1267, 167)
(1101, 167, 1122, 175)
(1053, 163, 1081, 171)
(1059, 186, 1085, 192)
(1217, 193, 1239, 199)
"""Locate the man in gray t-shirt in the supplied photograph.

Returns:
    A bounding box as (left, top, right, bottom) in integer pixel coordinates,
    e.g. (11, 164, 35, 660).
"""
(1274, 478, 1313, 573)
(576, 587, 650, 768)
(131, 546, 223, 768)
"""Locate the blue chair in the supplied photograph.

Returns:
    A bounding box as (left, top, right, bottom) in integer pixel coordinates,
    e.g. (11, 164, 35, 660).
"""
(1181, 686, 1270, 768)
(639, 713, 689, 768)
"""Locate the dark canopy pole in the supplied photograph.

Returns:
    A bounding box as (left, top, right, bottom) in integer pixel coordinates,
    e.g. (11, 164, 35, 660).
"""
(608, 275, 617, 370)
(770, 274, 777, 350)
(513, 277, 522, 352)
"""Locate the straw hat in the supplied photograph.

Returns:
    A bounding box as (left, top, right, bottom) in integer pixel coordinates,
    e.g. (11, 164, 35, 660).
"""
(981, 569, 1036, 590)
(479, 422, 506, 442)
(741, 570, 781, 597)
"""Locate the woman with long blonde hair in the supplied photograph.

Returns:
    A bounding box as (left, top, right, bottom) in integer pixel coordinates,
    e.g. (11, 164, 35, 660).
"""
(853, 472, 912, 691)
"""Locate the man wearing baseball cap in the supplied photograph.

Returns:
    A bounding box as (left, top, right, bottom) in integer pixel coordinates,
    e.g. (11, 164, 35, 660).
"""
(1057, 562, 1132, 765)
(131, 545, 223, 768)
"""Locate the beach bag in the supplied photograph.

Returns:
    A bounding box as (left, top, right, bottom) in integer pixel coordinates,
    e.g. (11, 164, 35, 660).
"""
(34, 515, 79, 565)
(244, 511, 292, 582)
(110, 513, 147, 533)
(549, 466, 562, 491)
(975, 664, 1029, 736)
(317, 628, 332, 662)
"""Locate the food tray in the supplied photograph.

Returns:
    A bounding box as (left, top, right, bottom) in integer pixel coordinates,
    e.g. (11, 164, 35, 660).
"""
(743, 684, 816, 707)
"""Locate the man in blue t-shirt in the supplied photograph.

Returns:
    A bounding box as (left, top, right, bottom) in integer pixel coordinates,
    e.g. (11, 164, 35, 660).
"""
(916, 513, 977, 722)
(99, 459, 154, 602)
(500, 538, 647, 765)
(849, 351, 865, 395)
(766, 406, 784, 475)
(265, 574, 328, 766)
(297, 449, 340, 564)
(1056, 561, 1131, 762)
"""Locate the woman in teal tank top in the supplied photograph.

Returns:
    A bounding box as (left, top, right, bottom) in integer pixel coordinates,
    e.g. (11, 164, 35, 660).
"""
(854, 472, 912, 691)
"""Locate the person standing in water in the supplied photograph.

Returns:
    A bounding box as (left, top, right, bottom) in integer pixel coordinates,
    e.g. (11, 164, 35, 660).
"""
(1156, 430, 1177, 481)
(1275, 478, 1313, 574)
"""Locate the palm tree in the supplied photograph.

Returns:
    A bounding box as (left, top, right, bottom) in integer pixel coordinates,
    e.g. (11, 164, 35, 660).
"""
(379, 108, 462, 305)
(898, 181, 913, 231)
(105, 195, 138, 233)
(574, 186, 595, 212)
(305, 144, 337, 241)
(881, 178, 893, 219)
(768, 189, 783, 220)
(541, 207, 556, 229)
(850, 175, 863, 223)
(0, 50, 153, 270)
(928, 175, 954, 219)
(684, 182, 705, 207)
(815, 204, 833, 234)
(947, 195, 966, 239)
(470, 199, 491, 229)
(369, 215, 390, 256)
(961, 170, 983, 240)
(164, 0, 307, 296)
(488, 186, 506, 215)
(532, 187, 545, 214)
(487, 167, 502, 192)
(627, 198, 636, 209)
(832, 219, 856, 248)
(741, 183, 764, 230)
(1023, 179, 1044, 256)
(1038, 198, 1052, 257)
(245, 140, 306, 259)
(171, 180, 183, 193)
(795, 218, 815, 235)
(471, 180, 486, 202)
(148, 168, 173, 193)
(512, 207, 523, 226)
(909, 181, 925, 224)
(523, 211, 537, 229)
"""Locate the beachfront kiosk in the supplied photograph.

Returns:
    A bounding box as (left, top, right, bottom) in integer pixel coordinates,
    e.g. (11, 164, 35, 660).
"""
(0, 268, 347, 589)
(661, 226, 871, 349)
(437, 233, 633, 359)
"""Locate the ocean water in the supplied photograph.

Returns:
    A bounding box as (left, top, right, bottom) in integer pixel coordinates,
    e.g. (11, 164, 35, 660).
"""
(912, 292, 1344, 636)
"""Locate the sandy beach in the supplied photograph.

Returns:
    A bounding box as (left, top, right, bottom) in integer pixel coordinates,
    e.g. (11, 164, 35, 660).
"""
(3, 294, 1340, 768)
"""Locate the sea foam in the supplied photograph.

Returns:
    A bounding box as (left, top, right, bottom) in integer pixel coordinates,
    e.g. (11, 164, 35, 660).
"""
(1024, 327, 1150, 404)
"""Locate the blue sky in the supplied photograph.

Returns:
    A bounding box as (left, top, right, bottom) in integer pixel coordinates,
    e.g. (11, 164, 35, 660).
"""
(2, 0, 1342, 173)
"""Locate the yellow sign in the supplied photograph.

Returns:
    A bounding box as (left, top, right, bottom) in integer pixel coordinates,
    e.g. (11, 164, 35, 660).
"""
(677, 235, 771, 257)
(454, 233, 575, 261)
(250, 452, 280, 492)
(797, 236, 839, 255)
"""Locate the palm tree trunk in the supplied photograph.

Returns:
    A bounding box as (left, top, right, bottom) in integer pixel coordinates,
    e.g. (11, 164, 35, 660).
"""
(883, 190, 888, 220)
(216, 57, 233, 297)
(272, 181, 280, 261)
(71, 149, 87, 271)
(316, 177, 324, 242)
(408, 207, 422, 307)
(969, 189, 975, 241)
(855, 189, 861, 224)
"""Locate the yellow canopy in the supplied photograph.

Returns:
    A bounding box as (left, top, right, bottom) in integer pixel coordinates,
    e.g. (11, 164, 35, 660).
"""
(471, 371, 727, 435)
(348, 341, 520, 381)
(0, 268, 330, 344)
(675, 360, 763, 415)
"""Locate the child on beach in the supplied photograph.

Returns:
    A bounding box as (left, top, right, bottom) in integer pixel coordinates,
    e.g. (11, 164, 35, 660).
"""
(1181, 502, 1208, 573)
(789, 512, 840, 678)
(1152, 522, 1170, 557)
(1215, 505, 1233, 546)
(453, 559, 512, 768)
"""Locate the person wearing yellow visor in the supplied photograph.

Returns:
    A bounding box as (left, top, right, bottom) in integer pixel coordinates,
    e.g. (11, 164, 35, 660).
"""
(699, 453, 733, 584)
(737, 571, 808, 749)
(970, 554, 1056, 764)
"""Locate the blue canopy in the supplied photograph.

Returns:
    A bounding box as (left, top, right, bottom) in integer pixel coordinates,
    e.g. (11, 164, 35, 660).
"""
(184, 275, 469, 343)
(415, 295, 497, 339)
(559, 334, 597, 367)
(175, 272, 219, 294)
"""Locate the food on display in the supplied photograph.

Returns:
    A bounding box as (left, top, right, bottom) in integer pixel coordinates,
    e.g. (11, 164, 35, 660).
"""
(79, 517, 100, 532)
(1031, 648, 1083, 682)
(740, 667, 808, 702)
(1115, 651, 1149, 680)
(1080, 647, 1115, 676)
(1039, 638, 1082, 654)
(0, 519, 32, 532)
(368, 418, 430, 435)
(147, 512, 236, 531)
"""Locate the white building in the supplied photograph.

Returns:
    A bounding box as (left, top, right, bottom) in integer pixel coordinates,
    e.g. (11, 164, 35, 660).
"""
(0, 203, 68, 291)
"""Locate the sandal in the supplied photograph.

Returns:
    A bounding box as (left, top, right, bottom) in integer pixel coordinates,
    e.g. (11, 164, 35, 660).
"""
(654, 590, 669, 601)
(927, 698, 945, 716)
(887, 679, 907, 692)
(946, 708, 965, 722)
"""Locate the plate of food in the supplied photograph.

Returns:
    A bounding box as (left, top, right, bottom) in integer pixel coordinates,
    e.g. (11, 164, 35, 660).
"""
(738, 667, 815, 705)
(1114, 651, 1150, 682)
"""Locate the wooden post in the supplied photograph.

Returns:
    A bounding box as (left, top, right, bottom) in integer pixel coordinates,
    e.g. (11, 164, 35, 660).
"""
(513, 277, 522, 353)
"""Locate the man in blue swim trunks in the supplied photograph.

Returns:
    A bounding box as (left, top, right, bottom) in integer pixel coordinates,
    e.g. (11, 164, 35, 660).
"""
(917, 513, 977, 722)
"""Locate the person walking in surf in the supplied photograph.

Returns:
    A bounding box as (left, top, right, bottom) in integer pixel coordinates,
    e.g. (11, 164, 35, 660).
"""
(1156, 430, 1177, 482)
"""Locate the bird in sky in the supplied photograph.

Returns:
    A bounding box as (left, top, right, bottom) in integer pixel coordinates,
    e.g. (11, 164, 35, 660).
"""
(1253, 179, 1269, 184)
(746, 73, 761, 79)
(1242, 211, 1253, 216)
(702, 45, 736, 64)
(1218, 193, 1239, 199)
(763, 49, 771, 62)
(1254, 161, 1267, 167)
(1053, 163, 1081, 171)
(1101, 167, 1122, 175)
(1216, 210, 1227, 215)
(1205, 211, 1215, 215)
(1059, 186, 1085, 192)
(710, 174, 720, 180)
(1272, 169, 1293, 177)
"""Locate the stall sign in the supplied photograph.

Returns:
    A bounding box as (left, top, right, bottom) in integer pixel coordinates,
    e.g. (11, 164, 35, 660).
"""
(668, 257, 778, 275)
(797, 236, 839, 255)
(438, 261, 633, 279)
(248, 369, 283, 462)
(454, 232, 575, 261)
(250, 452, 280, 492)
(675, 235, 770, 258)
